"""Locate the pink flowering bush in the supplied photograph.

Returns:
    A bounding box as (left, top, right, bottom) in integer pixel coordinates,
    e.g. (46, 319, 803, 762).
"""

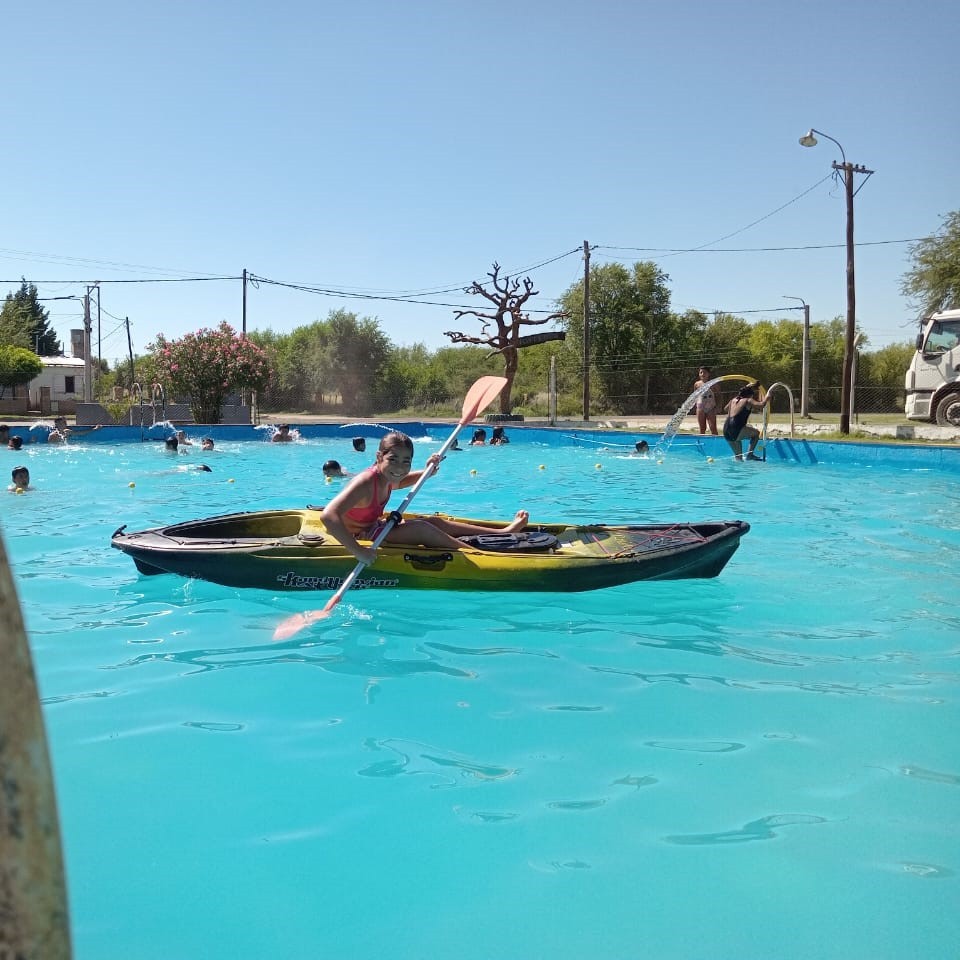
(150, 322, 271, 424)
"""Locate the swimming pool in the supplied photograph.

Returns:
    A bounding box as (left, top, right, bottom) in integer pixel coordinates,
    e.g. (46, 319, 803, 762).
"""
(4, 426, 959, 959)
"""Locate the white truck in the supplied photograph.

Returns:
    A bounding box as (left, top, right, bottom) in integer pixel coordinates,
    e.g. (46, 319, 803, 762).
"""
(904, 308, 960, 426)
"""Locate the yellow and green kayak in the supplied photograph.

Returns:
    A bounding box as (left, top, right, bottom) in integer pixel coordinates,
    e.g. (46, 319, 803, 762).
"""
(111, 509, 749, 593)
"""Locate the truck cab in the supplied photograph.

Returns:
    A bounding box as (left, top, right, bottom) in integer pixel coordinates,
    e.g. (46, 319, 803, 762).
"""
(904, 308, 960, 426)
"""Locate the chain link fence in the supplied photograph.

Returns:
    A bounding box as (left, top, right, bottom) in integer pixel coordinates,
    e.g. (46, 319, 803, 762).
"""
(253, 380, 909, 421)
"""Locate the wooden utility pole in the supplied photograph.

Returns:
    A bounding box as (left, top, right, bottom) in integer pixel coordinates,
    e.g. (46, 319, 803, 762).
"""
(582, 240, 590, 420)
(82, 291, 92, 402)
(125, 317, 135, 386)
(801, 301, 810, 417)
(242, 268, 248, 337)
(241, 269, 248, 410)
(835, 160, 873, 434)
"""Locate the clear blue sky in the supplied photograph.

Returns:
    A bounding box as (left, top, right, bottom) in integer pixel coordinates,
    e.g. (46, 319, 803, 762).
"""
(5, 0, 956, 369)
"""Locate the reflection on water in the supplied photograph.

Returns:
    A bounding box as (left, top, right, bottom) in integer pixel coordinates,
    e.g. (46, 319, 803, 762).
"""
(110, 636, 476, 681)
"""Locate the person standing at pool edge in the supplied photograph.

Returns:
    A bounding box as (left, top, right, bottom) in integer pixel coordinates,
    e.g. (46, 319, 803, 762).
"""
(723, 383, 770, 461)
(321, 431, 529, 566)
(693, 366, 719, 435)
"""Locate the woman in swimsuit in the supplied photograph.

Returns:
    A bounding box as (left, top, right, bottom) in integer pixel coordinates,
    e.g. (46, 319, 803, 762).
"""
(693, 366, 719, 435)
(722, 383, 771, 461)
(320, 431, 529, 566)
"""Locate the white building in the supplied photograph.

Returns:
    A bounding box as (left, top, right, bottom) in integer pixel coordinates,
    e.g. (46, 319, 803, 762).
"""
(0, 354, 87, 417)
(29, 356, 86, 414)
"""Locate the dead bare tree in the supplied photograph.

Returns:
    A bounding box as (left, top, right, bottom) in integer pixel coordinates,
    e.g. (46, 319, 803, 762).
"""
(444, 262, 566, 414)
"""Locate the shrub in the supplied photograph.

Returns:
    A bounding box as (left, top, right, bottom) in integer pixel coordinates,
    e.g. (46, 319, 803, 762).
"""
(150, 322, 271, 424)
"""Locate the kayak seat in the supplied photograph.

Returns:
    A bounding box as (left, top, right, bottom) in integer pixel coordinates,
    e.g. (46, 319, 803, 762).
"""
(458, 532, 559, 552)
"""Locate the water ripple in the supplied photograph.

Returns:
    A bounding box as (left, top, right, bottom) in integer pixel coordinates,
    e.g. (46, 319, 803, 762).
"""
(357, 737, 518, 787)
(664, 813, 828, 845)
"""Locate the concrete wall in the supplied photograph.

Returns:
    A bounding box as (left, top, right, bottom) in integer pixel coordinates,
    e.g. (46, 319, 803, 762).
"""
(77, 402, 253, 426)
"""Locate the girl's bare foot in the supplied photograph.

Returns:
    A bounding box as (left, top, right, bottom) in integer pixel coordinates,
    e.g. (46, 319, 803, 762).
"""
(503, 510, 529, 533)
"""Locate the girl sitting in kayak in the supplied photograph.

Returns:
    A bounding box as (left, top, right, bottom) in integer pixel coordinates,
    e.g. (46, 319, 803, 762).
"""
(321, 431, 529, 566)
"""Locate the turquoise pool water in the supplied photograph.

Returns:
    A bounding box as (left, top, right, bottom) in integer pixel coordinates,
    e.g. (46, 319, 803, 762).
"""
(4, 428, 959, 960)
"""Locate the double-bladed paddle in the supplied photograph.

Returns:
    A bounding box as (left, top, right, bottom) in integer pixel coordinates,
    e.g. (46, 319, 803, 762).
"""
(273, 375, 508, 640)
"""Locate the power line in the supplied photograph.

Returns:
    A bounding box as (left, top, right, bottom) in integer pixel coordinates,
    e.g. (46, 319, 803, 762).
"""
(246, 274, 566, 315)
(596, 237, 929, 255)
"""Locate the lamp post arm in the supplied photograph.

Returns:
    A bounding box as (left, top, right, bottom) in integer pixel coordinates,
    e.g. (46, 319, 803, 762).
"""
(809, 128, 846, 164)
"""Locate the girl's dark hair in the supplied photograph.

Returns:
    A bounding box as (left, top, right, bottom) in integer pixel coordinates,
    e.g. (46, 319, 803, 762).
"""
(378, 431, 413, 455)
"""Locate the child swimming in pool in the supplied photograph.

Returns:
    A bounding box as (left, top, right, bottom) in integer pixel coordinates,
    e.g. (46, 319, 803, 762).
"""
(321, 431, 529, 566)
(323, 459, 349, 478)
(9, 465, 31, 491)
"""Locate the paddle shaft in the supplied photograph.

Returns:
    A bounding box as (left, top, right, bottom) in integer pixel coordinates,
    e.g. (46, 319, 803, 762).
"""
(319, 428, 459, 611)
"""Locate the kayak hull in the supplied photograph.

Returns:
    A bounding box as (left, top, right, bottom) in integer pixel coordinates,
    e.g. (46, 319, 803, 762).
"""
(111, 509, 750, 593)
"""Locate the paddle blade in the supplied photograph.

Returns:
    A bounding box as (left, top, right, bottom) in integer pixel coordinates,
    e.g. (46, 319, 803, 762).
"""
(460, 376, 508, 425)
(272, 600, 336, 641)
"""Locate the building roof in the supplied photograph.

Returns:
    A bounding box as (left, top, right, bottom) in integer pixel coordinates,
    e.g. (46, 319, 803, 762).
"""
(40, 356, 86, 369)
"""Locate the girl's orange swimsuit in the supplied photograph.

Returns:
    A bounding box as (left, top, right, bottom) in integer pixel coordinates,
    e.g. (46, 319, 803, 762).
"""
(343, 466, 393, 536)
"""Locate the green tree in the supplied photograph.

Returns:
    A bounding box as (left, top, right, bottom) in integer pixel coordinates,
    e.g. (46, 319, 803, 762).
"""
(857, 341, 914, 411)
(324, 311, 392, 414)
(902, 210, 960, 314)
(806, 317, 846, 411)
(559, 261, 676, 413)
(253, 323, 330, 411)
(427, 345, 501, 401)
(0, 344, 43, 397)
(742, 319, 804, 389)
(860, 341, 913, 384)
(695, 313, 751, 371)
(377, 344, 451, 411)
(150, 322, 271, 424)
(0, 280, 61, 354)
(251, 313, 392, 415)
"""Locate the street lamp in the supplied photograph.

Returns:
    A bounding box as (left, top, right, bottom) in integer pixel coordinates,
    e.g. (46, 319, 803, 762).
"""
(784, 296, 810, 417)
(799, 128, 874, 434)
